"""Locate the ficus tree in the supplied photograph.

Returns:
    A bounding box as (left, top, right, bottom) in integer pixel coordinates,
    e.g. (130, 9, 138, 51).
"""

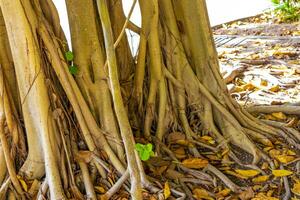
(0, 0, 298, 199)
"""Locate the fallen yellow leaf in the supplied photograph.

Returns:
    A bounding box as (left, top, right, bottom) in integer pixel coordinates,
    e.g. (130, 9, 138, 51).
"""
(176, 139, 189, 146)
(243, 83, 256, 91)
(287, 150, 296, 156)
(252, 193, 279, 200)
(94, 186, 105, 193)
(272, 169, 293, 177)
(193, 188, 213, 200)
(292, 180, 300, 195)
(275, 155, 294, 163)
(235, 169, 260, 177)
(234, 83, 256, 92)
(271, 112, 287, 120)
(216, 188, 231, 197)
(182, 158, 208, 169)
(221, 148, 230, 156)
(250, 54, 260, 60)
(252, 175, 269, 183)
(225, 170, 248, 179)
(174, 147, 186, 159)
(267, 189, 274, 197)
(264, 114, 277, 121)
(253, 185, 263, 191)
(260, 79, 268, 86)
(269, 85, 280, 92)
(17, 175, 28, 192)
(269, 149, 281, 157)
(261, 162, 269, 170)
(264, 147, 273, 152)
(201, 136, 215, 144)
(164, 181, 171, 199)
(258, 138, 273, 147)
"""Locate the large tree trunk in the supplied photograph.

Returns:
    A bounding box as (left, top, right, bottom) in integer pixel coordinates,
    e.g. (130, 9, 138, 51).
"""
(0, 0, 297, 199)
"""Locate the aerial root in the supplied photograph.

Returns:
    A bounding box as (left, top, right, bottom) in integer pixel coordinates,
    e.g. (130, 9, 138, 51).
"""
(262, 119, 300, 147)
(0, 117, 24, 196)
(0, 178, 10, 199)
(100, 169, 129, 200)
(205, 164, 240, 193)
(281, 164, 291, 200)
(247, 105, 300, 116)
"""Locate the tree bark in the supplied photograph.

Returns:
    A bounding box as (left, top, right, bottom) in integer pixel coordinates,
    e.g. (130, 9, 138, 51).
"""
(0, 0, 298, 199)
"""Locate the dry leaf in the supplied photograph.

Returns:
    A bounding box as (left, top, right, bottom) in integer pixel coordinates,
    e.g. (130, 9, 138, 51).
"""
(252, 175, 269, 183)
(216, 188, 231, 197)
(235, 169, 260, 177)
(221, 148, 230, 157)
(167, 132, 185, 144)
(193, 188, 213, 200)
(271, 112, 287, 120)
(292, 180, 300, 195)
(174, 147, 186, 159)
(272, 169, 293, 177)
(94, 186, 106, 193)
(17, 175, 28, 192)
(239, 187, 254, 200)
(261, 162, 269, 170)
(287, 150, 296, 156)
(260, 79, 268, 86)
(253, 185, 263, 191)
(258, 138, 273, 147)
(269, 85, 280, 92)
(201, 136, 215, 144)
(182, 158, 208, 169)
(176, 140, 190, 146)
(264, 114, 277, 121)
(264, 147, 273, 152)
(234, 83, 256, 92)
(252, 193, 279, 200)
(274, 155, 294, 163)
(225, 170, 248, 179)
(164, 181, 171, 199)
(269, 149, 281, 157)
(267, 189, 274, 197)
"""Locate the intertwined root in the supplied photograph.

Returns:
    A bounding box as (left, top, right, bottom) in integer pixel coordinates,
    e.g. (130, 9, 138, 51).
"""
(0, 0, 298, 199)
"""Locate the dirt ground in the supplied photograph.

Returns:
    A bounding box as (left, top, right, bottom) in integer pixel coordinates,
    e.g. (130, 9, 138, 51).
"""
(214, 14, 300, 107)
(186, 14, 300, 200)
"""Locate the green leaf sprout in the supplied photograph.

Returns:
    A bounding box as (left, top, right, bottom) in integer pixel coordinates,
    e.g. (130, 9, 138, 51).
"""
(135, 143, 155, 161)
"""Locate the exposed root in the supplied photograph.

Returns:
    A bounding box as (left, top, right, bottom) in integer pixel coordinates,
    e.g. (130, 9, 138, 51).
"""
(205, 164, 241, 193)
(101, 169, 129, 200)
(96, 0, 142, 198)
(281, 165, 291, 200)
(0, 0, 298, 199)
(0, 117, 23, 196)
(247, 105, 300, 115)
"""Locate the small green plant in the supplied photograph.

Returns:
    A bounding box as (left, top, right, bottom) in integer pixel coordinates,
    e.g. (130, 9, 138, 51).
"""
(135, 143, 154, 161)
(65, 51, 74, 61)
(270, 0, 300, 22)
(69, 65, 78, 75)
(65, 51, 78, 75)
